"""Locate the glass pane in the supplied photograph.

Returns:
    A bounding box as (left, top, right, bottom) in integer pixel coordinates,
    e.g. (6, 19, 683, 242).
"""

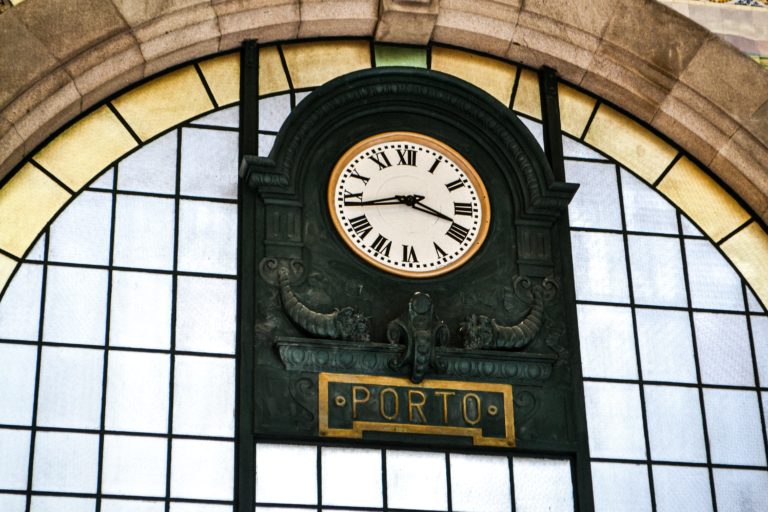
(101, 499, 165, 512)
(295, 91, 311, 105)
(694, 313, 754, 386)
(26, 232, 47, 261)
(620, 169, 678, 234)
(644, 385, 706, 463)
(259, 95, 291, 132)
(704, 389, 766, 466)
(565, 160, 621, 230)
(685, 240, 744, 311)
(652, 465, 713, 512)
(680, 215, 704, 237)
(0, 344, 37, 425)
(562, 135, 606, 160)
(170, 439, 233, 501)
(628, 235, 687, 307)
(175, 276, 237, 354)
(180, 128, 238, 199)
(109, 270, 172, 350)
(570, 232, 629, 303)
(713, 468, 768, 512)
(0, 263, 42, 341)
(751, 316, 768, 385)
(519, 117, 544, 150)
(102, 435, 167, 496)
(173, 356, 235, 437)
(105, 351, 169, 433)
(0, 428, 30, 489)
(113, 195, 175, 270)
(32, 431, 99, 493)
(171, 504, 232, 512)
(321, 447, 382, 508)
(747, 287, 765, 313)
(118, 131, 177, 195)
(177, 200, 237, 275)
(636, 308, 697, 383)
(30, 497, 95, 512)
(48, 191, 112, 265)
(258, 134, 276, 157)
(512, 457, 573, 512)
(577, 304, 637, 379)
(591, 462, 651, 512)
(194, 106, 239, 128)
(386, 450, 448, 510)
(584, 382, 646, 459)
(449, 453, 511, 512)
(0, 494, 26, 512)
(43, 266, 108, 345)
(89, 168, 114, 190)
(255, 443, 317, 505)
(37, 346, 103, 429)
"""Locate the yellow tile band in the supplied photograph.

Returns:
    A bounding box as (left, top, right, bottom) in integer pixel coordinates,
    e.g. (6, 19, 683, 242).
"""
(199, 53, 241, 106)
(259, 46, 290, 96)
(585, 105, 678, 184)
(658, 157, 750, 242)
(0, 253, 17, 295)
(513, 69, 541, 120)
(282, 40, 371, 90)
(0, 164, 70, 258)
(34, 106, 137, 192)
(558, 84, 596, 138)
(431, 47, 517, 105)
(721, 222, 768, 308)
(112, 66, 214, 141)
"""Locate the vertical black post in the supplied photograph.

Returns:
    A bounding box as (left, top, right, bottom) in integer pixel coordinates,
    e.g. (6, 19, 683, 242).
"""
(237, 39, 259, 512)
(539, 66, 565, 182)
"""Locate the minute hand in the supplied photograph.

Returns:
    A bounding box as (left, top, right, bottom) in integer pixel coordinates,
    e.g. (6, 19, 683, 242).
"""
(344, 195, 404, 206)
(410, 199, 453, 222)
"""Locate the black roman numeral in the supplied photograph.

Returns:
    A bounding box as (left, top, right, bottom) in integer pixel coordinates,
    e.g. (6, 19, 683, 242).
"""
(434, 242, 447, 259)
(402, 245, 418, 263)
(349, 215, 372, 239)
(349, 169, 370, 185)
(368, 151, 392, 170)
(427, 157, 441, 174)
(396, 149, 417, 166)
(371, 234, 392, 256)
(454, 202, 473, 216)
(445, 179, 465, 192)
(344, 190, 363, 204)
(446, 222, 469, 244)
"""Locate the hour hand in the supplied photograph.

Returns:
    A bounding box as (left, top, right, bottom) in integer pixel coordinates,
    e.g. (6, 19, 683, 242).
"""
(410, 198, 453, 222)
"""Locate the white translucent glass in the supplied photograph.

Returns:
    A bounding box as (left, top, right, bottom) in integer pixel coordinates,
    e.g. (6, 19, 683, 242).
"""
(89, 167, 114, 189)
(102, 435, 167, 496)
(705, 389, 767, 466)
(258, 134, 276, 156)
(620, 170, 678, 234)
(644, 385, 706, 463)
(562, 135, 606, 160)
(171, 504, 233, 512)
(512, 457, 573, 512)
(37, 346, 103, 429)
(101, 499, 165, 512)
(30, 497, 95, 512)
(32, 431, 99, 492)
(255, 443, 317, 505)
(685, 240, 745, 311)
(255, 508, 310, 512)
(0, 344, 36, 425)
(577, 304, 637, 379)
(175, 276, 237, 354)
(628, 235, 687, 307)
(652, 465, 713, 512)
(113, 195, 175, 270)
(105, 351, 169, 433)
(177, 201, 237, 275)
(43, 266, 108, 345)
(570, 232, 630, 303)
(173, 355, 235, 437)
(0, 264, 42, 340)
(109, 270, 172, 350)
(0, 494, 25, 512)
(449, 453, 511, 512)
(180, 128, 238, 199)
(591, 462, 651, 512)
(386, 450, 447, 510)
(259, 95, 291, 132)
(747, 287, 765, 313)
(565, 160, 621, 230)
(713, 468, 768, 512)
(694, 313, 754, 386)
(295, 91, 311, 104)
(193, 106, 239, 128)
(48, 191, 112, 265)
(26, 232, 47, 260)
(752, 316, 768, 385)
(519, 117, 544, 150)
(118, 131, 177, 195)
(584, 382, 646, 459)
(171, 439, 233, 500)
(680, 215, 704, 237)
(636, 308, 697, 383)
(321, 447, 382, 507)
(0, 428, 30, 489)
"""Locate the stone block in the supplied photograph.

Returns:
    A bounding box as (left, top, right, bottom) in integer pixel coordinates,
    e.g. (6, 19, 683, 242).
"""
(111, 0, 210, 27)
(0, 115, 24, 183)
(133, 3, 220, 63)
(300, 0, 377, 38)
(214, 0, 299, 49)
(432, 0, 519, 56)
(377, 0, 439, 46)
(144, 38, 220, 76)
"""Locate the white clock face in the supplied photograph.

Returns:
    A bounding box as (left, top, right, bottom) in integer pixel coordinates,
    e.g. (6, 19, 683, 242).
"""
(328, 132, 490, 278)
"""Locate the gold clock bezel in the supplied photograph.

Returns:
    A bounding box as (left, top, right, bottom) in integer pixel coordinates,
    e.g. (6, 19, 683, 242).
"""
(327, 131, 491, 278)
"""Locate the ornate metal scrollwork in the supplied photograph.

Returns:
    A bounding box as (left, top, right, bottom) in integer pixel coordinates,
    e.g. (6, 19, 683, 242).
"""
(387, 292, 450, 383)
(278, 266, 371, 342)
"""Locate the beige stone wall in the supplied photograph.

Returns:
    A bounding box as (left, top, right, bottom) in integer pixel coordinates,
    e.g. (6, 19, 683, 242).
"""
(0, 0, 766, 225)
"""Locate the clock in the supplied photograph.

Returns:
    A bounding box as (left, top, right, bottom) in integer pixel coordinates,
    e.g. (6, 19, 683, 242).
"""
(328, 132, 490, 278)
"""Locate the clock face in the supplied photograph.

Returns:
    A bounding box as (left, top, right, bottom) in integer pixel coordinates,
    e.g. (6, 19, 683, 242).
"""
(328, 132, 490, 278)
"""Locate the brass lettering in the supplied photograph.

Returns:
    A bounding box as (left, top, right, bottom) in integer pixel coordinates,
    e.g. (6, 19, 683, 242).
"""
(408, 390, 427, 423)
(352, 385, 371, 419)
(462, 393, 482, 425)
(435, 390, 456, 424)
(379, 387, 399, 420)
